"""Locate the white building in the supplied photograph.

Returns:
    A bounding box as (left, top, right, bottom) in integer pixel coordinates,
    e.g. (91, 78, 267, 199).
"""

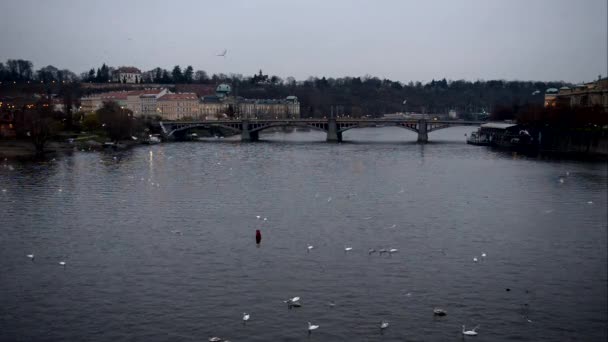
(113, 66, 142, 83)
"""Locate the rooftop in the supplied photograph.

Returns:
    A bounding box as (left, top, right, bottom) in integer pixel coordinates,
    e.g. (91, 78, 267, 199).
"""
(116, 66, 141, 74)
(158, 93, 198, 101)
(481, 122, 518, 130)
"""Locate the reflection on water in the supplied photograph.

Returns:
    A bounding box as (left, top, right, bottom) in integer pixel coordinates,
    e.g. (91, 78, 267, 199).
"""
(1, 127, 606, 341)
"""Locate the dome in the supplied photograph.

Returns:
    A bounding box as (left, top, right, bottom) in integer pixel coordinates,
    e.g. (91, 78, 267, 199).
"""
(559, 86, 570, 90)
(216, 83, 232, 94)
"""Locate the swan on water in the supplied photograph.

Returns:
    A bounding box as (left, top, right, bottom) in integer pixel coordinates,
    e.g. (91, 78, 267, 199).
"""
(284, 296, 300, 304)
(462, 325, 479, 336)
(433, 308, 447, 316)
(308, 322, 319, 333)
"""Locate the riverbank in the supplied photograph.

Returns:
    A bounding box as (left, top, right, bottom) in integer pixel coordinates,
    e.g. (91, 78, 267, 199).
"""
(0, 138, 141, 159)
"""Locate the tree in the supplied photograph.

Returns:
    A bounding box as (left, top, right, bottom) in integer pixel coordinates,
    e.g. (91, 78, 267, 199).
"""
(87, 68, 95, 81)
(183, 66, 194, 83)
(172, 65, 183, 83)
(23, 99, 59, 154)
(194, 70, 209, 83)
(161, 70, 172, 83)
(95, 101, 134, 141)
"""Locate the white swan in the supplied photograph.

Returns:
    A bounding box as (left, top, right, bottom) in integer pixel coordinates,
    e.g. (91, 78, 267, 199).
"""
(462, 325, 479, 336)
(284, 296, 300, 304)
(308, 322, 319, 333)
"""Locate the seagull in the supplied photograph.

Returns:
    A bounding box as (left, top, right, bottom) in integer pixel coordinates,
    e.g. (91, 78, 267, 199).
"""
(481, 252, 487, 258)
(388, 248, 398, 255)
(368, 248, 377, 255)
(27, 254, 35, 261)
(363, 216, 373, 220)
(59, 261, 66, 267)
(473, 257, 478, 262)
(307, 245, 314, 252)
(344, 247, 353, 252)
(380, 321, 389, 330)
(58, 188, 63, 192)
(327, 301, 336, 308)
(462, 325, 479, 336)
(256, 215, 261, 219)
(242, 312, 250, 324)
(308, 322, 319, 334)
(217, 49, 227, 57)
(263, 217, 267, 222)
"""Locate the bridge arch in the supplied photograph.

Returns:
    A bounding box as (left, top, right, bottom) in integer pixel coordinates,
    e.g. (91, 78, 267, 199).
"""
(167, 123, 242, 138)
(248, 122, 328, 133)
(336, 121, 420, 134)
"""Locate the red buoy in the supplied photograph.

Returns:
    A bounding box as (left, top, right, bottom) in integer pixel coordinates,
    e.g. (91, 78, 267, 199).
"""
(255, 229, 262, 244)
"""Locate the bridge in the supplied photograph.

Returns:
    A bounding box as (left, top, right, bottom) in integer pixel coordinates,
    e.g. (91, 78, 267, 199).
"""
(159, 118, 485, 143)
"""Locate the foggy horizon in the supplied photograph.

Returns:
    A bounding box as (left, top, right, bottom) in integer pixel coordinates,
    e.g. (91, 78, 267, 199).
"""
(0, 0, 606, 83)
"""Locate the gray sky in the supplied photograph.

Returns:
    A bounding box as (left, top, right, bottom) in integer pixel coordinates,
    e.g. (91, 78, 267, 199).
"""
(0, 0, 606, 83)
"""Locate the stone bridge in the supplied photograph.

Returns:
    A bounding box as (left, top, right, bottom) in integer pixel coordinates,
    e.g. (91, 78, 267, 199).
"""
(159, 118, 485, 143)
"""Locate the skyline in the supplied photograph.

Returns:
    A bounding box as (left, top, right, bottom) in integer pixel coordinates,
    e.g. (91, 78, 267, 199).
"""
(0, 0, 606, 83)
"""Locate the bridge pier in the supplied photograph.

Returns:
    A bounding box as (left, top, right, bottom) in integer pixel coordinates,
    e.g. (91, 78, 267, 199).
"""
(417, 119, 428, 143)
(326, 118, 342, 142)
(241, 120, 259, 142)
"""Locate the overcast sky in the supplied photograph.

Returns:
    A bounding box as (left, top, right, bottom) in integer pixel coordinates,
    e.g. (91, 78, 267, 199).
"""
(0, 0, 606, 83)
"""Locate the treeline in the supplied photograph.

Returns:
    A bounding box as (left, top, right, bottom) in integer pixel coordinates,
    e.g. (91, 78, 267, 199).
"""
(2, 58, 572, 118)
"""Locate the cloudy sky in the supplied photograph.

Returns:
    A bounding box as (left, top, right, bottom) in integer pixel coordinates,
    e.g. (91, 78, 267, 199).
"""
(0, 0, 606, 83)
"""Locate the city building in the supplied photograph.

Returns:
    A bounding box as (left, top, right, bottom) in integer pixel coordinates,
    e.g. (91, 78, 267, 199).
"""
(80, 88, 168, 115)
(112, 66, 142, 83)
(157, 93, 199, 120)
(198, 84, 300, 120)
(544, 78, 608, 110)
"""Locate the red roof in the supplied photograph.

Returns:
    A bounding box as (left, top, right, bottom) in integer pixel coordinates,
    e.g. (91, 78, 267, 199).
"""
(158, 93, 198, 101)
(116, 66, 141, 74)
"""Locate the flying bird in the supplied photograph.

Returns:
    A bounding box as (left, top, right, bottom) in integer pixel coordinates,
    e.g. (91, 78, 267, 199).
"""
(217, 49, 227, 57)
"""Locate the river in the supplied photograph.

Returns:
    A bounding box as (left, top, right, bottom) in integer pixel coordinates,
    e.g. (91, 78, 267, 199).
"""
(1, 127, 606, 341)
